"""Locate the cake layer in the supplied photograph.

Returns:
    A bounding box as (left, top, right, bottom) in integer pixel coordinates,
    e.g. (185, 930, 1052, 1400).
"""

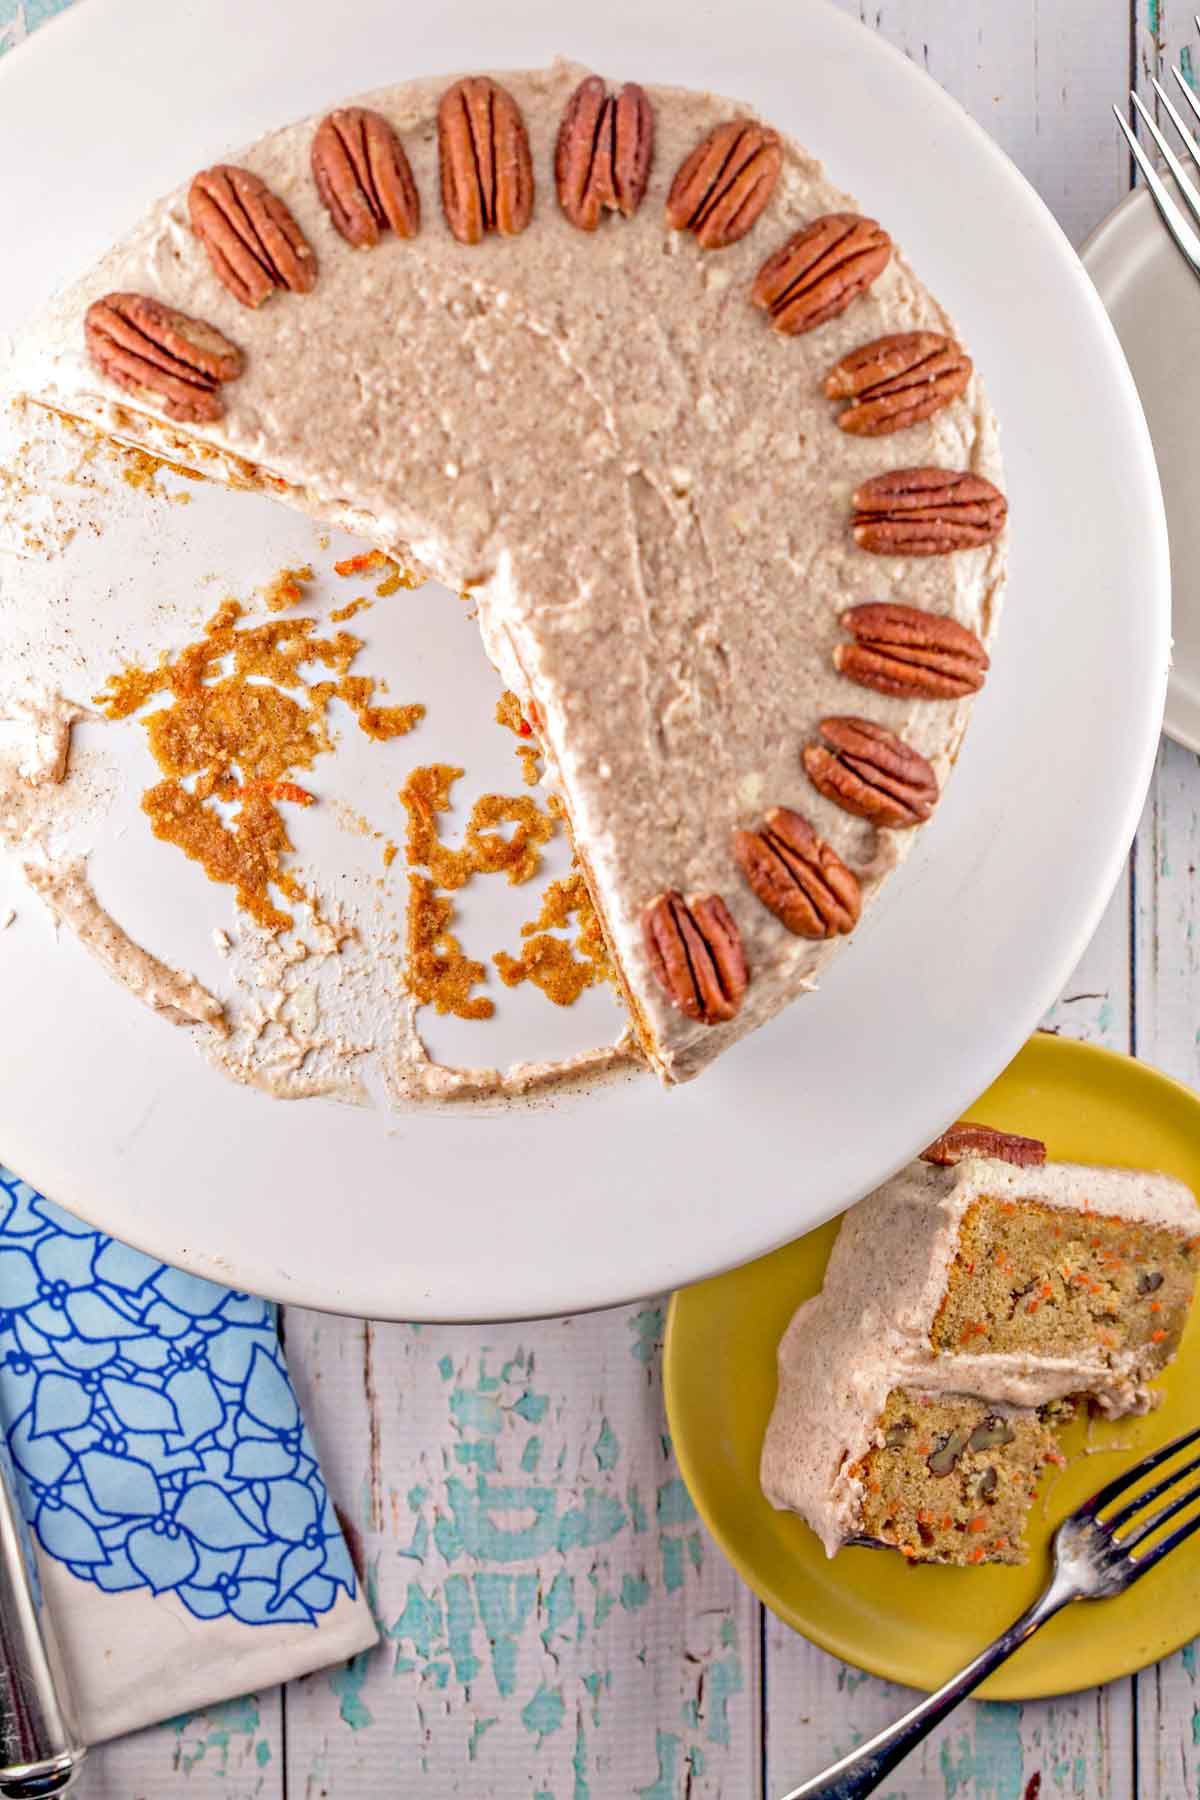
(848, 1388, 1064, 1566)
(6, 60, 1004, 1083)
(931, 1195, 1193, 1376)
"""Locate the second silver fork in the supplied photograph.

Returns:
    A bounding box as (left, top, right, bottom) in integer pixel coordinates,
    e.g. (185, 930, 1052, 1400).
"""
(1114, 18, 1200, 280)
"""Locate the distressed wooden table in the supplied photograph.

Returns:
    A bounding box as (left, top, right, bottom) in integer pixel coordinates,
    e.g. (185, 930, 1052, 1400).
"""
(2, 0, 1197, 1792)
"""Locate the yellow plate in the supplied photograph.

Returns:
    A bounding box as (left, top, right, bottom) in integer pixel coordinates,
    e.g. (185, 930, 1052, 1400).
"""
(664, 1034, 1200, 1699)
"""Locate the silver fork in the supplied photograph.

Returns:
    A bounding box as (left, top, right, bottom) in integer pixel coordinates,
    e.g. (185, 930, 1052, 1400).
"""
(779, 1424, 1200, 1800)
(1114, 19, 1200, 281)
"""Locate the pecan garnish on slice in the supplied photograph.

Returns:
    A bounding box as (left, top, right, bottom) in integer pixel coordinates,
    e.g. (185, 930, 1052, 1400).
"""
(834, 603, 989, 699)
(666, 120, 781, 249)
(752, 212, 890, 334)
(84, 292, 242, 423)
(921, 1122, 1047, 1168)
(825, 331, 971, 435)
(556, 76, 653, 229)
(734, 808, 860, 939)
(803, 717, 938, 829)
(438, 77, 534, 244)
(188, 165, 317, 307)
(852, 468, 1007, 555)
(312, 107, 420, 246)
(643, 891, 748, 1025)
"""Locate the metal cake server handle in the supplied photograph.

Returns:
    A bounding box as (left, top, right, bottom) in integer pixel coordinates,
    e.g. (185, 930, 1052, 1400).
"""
(0, 1437, 86, 1797)
(779, 1425, 1200, 1800)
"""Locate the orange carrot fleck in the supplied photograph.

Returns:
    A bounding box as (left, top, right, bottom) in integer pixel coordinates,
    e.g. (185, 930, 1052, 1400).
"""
(968, 1547, 987, 1564)
(1150, 1301, 1162, 1314)
(1152, 1328, 1168, 1342)
(334, 549, 386, 577)
(237, 779, 315, 806)
(967, 1517, 987, 1533)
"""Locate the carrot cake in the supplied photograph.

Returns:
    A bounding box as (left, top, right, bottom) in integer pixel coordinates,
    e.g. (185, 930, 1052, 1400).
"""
(761, 1124, 1198, 1564)
(7, 60, 1007, 1084)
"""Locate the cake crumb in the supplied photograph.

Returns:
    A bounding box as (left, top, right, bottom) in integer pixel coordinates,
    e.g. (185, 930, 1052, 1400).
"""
(332, 548, 418, 596)
(400, 764, 556, 891)
(405, 873, 492, 1019)
(330, 596, 372, 622)
(337, 675, 424, 742)
(494, 871, 610, 1006)
(259, 563, 315, 612)
(95, 596, 422, 933)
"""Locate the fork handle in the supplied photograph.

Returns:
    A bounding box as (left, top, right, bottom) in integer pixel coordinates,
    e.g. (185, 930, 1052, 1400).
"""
(777, 1576, 1075, 1800)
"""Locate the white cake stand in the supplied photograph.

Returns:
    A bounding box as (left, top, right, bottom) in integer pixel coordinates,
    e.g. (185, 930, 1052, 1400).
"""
(0, 0, 1167, 1319)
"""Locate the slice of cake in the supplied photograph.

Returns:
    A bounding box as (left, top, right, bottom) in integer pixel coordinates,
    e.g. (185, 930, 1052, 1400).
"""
(6, 60, 1006, 1084)
(761, 1124, 1198, 1564)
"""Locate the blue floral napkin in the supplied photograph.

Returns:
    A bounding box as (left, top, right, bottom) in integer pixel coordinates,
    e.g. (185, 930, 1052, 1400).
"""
(0, 1165, 377, 1743)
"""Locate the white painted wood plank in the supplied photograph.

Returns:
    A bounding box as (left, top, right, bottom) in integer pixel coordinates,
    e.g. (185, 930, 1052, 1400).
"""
(1040, 879, 1133, 1049)
(1131, 737, 1200, 1794)
(76, 1693, 283, 1800)
(833, 0, 1131, 245)
(1132, 3, 1200, 1783)
(280, 1307, 759, 1796)
(1131, 741, 1200, 1097)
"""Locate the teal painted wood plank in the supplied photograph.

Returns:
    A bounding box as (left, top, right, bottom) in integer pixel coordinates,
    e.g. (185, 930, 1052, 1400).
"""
(74, 1694, 284, 1800)
(280, 1309, 759, 1796)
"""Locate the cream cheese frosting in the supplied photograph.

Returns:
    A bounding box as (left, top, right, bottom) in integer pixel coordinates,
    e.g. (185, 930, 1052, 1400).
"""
(8, 59, 1006, 1083)
(23, 858, 226, 1033)
(761, 1155, 1199, 1556)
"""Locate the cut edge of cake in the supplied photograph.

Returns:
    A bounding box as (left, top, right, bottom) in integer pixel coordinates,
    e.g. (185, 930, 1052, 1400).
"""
(760, 1123, 1199, 1564)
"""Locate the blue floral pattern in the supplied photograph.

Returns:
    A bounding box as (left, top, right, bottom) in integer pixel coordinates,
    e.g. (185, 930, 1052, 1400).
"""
(0, 1167, 355, 1626)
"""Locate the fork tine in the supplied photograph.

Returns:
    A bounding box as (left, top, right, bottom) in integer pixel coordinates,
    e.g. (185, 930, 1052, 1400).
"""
(1112, 106, 1200, 281)
(1121, 1492, 1200, 1579)
(1104, 1447, 1200, 1533)
(1118, 1475, 1200, 1553)
(1072, 1421, 1200, 1519)
(1131, 91, 1200, 237)
(1171, 63, 1200, 133)
(1152, 77, 1200, 178)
